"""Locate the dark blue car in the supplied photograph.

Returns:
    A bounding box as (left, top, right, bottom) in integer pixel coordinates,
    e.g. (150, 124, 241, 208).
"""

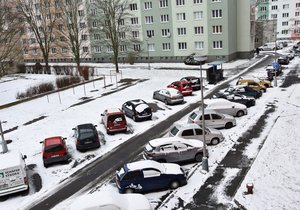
(224, 85, 262, 99)
(116, 160, 187, 193)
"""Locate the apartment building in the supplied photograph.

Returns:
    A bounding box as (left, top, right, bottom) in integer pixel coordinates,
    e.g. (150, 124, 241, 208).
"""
(23, 0, 254, 64)
(256, 0, 300, 44)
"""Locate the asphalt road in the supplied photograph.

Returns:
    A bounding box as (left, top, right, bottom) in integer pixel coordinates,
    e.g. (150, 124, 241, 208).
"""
(27, 55, 274, 210)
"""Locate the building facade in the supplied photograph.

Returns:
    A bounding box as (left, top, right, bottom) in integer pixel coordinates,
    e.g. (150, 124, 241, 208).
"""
(22, 0, 254, 64)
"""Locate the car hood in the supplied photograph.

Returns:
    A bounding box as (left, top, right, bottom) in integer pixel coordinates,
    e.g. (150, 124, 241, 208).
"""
(223, 113, 235, 120)
(162, 163, 184, 175)
(207, 127, 222, 135)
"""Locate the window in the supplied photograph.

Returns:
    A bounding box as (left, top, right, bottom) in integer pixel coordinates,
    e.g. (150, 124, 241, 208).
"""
(194, 0, 203, 4)
(213, 41, 223, 49)
(143, 169, 160, 178)
(133, 44, 141, 51)
(145, 16, 153, 24)
(176, 0, 185, 6)
(181, 129, 194, 136)
(90, 9, 96, 16)
(295, 20, 300, 25)
(194, 26, 204, 35)
(296, 3, 300, 8)
(195, 129, 203, 135)
(212, 9, 222, 18)
(178, 42, 187, 50)
(80, 22, 86, 29)
(282, 13, 289, 18)
(81, 34, 87, 40)
(130, 3, 137, 11)
(94, 34, 101, 40)
(212, 25, 222, 34)
(119, 19, 124, 25)
(194, 11, 203, 20)
(83, 47, 89, 53)
(212, 0, 221, 2)
(144, 2, 152, 10)
(162, 43, 171, 51)
(281, 30, 288, 34)
(131, 17, 139, 25)
(160, 14, 169, 22)
(161, 29, 170, 37)
(58, 24, 63, 31)
(271, 5, 278, 10)
(132, 31, 139, 38)
(92, 21, 97, 28)
(271, 14, 277, 19)
(195, 41, 204, 50)
(176, 13, 186, 21)
(282, 21, 288, 26)
(146, 30, 154, 37)
(148, 43, 155, 51)
(120, 45, 127, 52)
(123, 171, 142, 180)
(260, 7, 267, 11)
(94, 46, 101, 53)
(177, 28, 186, 36)
(160, 0, 168, 8)
(107, 46, 113, 52)
(78, 10, 84, 16)
(51, 48, 56, 54)
(296, 12, 300, 17)
(283, 4, 289, 9)
(212, 114, 222, 120)
(119, 32, 126, 39)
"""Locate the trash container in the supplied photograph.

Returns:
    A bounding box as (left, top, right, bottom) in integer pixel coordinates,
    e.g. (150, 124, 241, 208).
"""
(206, 65, 223, 84)
(246, 183, 254, 194)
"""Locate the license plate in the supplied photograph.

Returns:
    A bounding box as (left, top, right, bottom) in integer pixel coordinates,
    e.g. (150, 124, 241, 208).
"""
(51, 154, 59, 158)
(85, 141, 92, 144)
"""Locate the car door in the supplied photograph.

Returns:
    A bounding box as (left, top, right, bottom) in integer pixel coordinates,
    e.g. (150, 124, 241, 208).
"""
(122, 102, 131, 117)
(159, 90, 167, 101)
(142, 168, 165, 191)
(181, 129, 197, 139)
(126, 102, 135, 118)
(211, 113, 224, 128)
(121, 170, 144, 192)
(174, 142, 192, 161)
(160, 144, 177, 162)
(199, 114, 213, 128)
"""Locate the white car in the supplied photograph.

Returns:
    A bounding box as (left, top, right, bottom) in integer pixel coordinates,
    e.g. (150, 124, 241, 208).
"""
(168, 122, 224, 145)
(69, 191, 152, 210)
(203, 98, 247, 117)
(188, 109, 236, 129)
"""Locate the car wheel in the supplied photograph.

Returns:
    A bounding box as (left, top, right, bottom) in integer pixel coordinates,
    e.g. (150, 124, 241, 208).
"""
(236, 110, 244, 117)
(125, 188, 134, 193)
(264, 84, 269, 88)
(164, 99, 169, 105)
(170, 180, 180, 189)
(225, 122, 233, 129)
(210, 138, 220, 145)
(195, 153, 203, 162)
(43, 162, 48, 168)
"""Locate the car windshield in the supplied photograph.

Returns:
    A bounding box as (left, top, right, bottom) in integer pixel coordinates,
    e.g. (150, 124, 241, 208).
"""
(189, 112, 198, 120)
(145, 143, 155, 152)
(45, 144, 64, 153)
(78, 128, 95, 139)
(170, 126, 179, 136)
(117, 167, 126, 178)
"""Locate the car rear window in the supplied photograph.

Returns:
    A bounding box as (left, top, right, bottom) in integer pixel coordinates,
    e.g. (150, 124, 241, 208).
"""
(108, 115, 125, 123)
(145, 143, 155, 152)
(189, 112, 198, 120)
(78, 128, 95, 138)
(45, 144, 64, 153)
(170, 126, 179, 136)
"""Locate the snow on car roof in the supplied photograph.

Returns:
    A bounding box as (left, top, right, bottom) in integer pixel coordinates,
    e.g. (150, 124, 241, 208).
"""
(129, 99, 145, 105)
(0, 150, 24, 170)
(135, 103, 149, 113)
(126, 160, 164, 172)
(166, 88, 181, 96)
(191, 109, 218, 115)
(173, 122, 201, 130)
(149, 137, 203, 148)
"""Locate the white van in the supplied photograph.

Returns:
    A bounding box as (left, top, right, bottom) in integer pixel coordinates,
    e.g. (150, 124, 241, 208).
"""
(259, 42, 278, 51)
(0, 151, 29, 196)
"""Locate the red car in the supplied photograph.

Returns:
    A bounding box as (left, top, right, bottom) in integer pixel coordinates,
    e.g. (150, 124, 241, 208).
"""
(41, 136, 70, 168)
(101, 108, 127, 134)
(167, 80, 193, 96)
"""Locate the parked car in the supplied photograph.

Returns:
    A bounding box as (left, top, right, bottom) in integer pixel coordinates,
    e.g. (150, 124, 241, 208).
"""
(41, 136, 70, 168)
(258, 42, 277, 51)
(223, 85, 262, 99)
(277, 56, 289, 65)
(236, 78, 267, 92)
(265, 64, 283, 80)
(167, 80, 193, 96)
(203, 98, 248, 117)
(238, 77, 272, 88)
(101, 108, 127, 134)
(180, 76, 201, 91)
(72, 123, 101, 152)
(0, 151, 29, 196)
(153, 88, 184, 105)
(188, 110, 236, 129)
(143, 137, 206, 163)
(168, 122, 224, 145)
(69, 191, 153, 210)
(122, 99, 152, 122)
(116, 160, 187, 193)
(213, 93, 256, 108)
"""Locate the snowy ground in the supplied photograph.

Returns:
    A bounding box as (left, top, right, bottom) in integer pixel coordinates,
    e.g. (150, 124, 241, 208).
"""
(0, 53, 299, 210)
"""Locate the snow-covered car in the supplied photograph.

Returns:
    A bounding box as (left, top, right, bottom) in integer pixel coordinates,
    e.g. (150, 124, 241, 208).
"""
(101, 108, 127, 134)
(222, 85, 262, 99)
(180, 76, 201, 91)
(203, 98, 248, 117)
(213, 93, 256, 108)
(143, 137, 205, 163)
(72, 124, 101, 152)
(122, 99, 152, 121)
(167, 80, 193, 96)
(69, 191, 153, 210)
(188, 110, 236, 129)
(116, 160, 187, 193)
(153, 88, 184, 105)
(168, 122, 224, 145)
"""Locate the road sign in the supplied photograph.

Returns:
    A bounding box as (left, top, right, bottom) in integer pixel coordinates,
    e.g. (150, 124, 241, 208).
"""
(272, 62, 279, 71)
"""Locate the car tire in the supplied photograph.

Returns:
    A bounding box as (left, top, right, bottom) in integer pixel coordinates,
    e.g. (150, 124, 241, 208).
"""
(157, 159, 167, 163)
(125, 188, 134, 193)
(195, 153, 203, 162)
(170, 180, 180, 189)
(210, 138, 220, 145)
(43, 162, 48, 168)
(236, 110, 244, 117)
(225, 122, 233, 129)
(164, 99, 168, 105)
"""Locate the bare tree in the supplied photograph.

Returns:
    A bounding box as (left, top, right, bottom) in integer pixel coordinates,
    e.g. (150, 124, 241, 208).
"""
(17, 0, 59, 73)
(96, 0, 132, 73)
(57, 0, 89, 75)
(0, 0, 23, 77)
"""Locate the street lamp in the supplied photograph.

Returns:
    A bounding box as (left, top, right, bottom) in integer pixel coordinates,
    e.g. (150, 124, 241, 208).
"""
(146, 34, 152, 70)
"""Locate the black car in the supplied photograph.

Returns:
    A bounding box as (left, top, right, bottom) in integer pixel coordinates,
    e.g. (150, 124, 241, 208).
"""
(181, 76, 201, 91)
(213, 93, 256, 108)
(277, 56, 289, 65)
(224, 85, 262, 99)
(122, 99, 152, 121)
(72, 124, 101, 151)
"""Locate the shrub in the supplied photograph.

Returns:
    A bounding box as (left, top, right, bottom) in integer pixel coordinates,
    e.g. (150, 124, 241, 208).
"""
(127, 52, 136, 65)
(16, 82, 55, 99)
(56, 76, 81, 88)
(79, 66, 89, 80)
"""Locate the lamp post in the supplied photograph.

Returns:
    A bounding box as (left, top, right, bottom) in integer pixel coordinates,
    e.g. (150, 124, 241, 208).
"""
(0, 121, 8, 153)
(194, 55, 209, 172)
(146, 34, 152, 70)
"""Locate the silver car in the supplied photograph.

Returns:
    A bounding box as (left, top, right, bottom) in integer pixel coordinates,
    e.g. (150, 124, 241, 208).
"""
(153, 88, 184, 105)
(188, 110, 236, 129)
(143, 137, 205, 163)
(168, 122, 224, 145)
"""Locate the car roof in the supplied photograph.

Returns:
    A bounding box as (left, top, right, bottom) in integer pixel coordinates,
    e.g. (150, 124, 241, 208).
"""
(105, 108, 123, 114)
(149, 137, 203, 148)
(77, 123, 94, 129)
(172, 122, 201, 130)
(127, 99, 146, 105)
(166, 87, 181, 94)
(0, 151, 24, 170)
(126, 160, 164, 172)
(44, 136, 62, 146)
(191, 109, 218, 115)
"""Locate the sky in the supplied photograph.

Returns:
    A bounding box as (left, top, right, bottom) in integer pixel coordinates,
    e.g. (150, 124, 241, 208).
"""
(0, 48, 299, 210)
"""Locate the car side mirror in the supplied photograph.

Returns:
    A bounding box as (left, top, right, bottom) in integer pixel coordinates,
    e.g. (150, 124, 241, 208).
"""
(94, 125, 98, 128)
(40, 141, 43, 144)
(72, 128, 76, 130)
(63, 137, 67, 140)
(232, 106, 235, 108)
(23, 155, 27, 160)
(101, 113, 104, 116)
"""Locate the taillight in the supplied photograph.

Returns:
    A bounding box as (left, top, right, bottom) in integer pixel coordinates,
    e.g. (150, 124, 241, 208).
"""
(76, 140, 80, 145)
